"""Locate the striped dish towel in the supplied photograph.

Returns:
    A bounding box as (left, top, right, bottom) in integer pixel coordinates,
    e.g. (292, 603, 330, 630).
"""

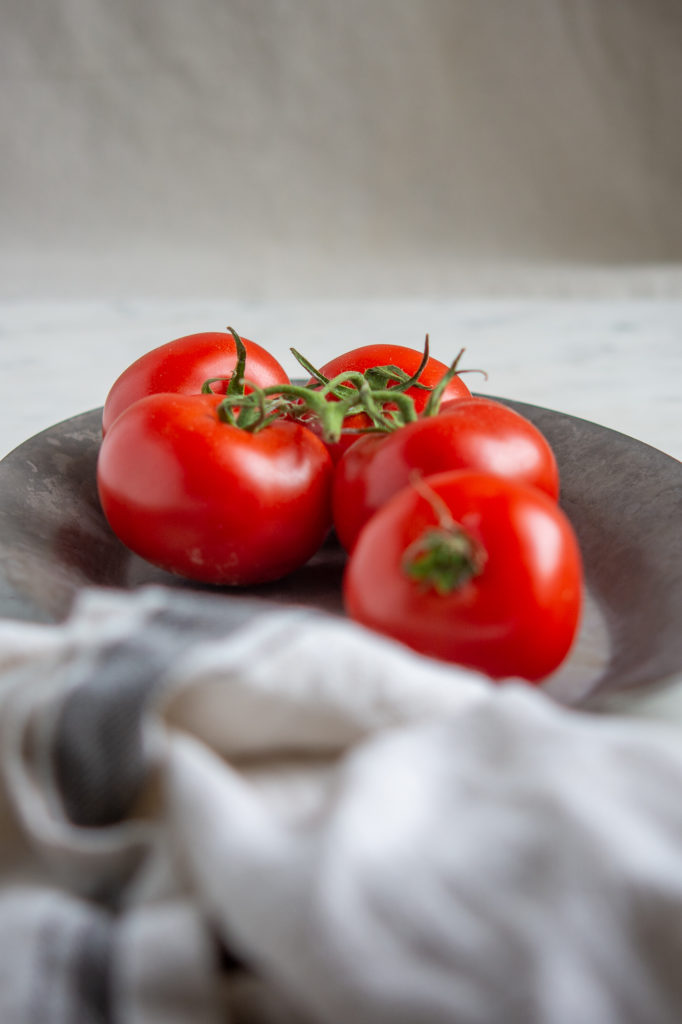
(1, 585, 681, 1024)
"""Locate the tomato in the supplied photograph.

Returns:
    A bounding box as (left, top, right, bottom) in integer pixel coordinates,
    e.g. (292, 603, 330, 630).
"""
(97, 392, 333, 585)
(343, 470, 582, 682)
(310, 343, 472, 462)
(317, 344, 472, 405)
(333, 398, 560, 552)
(102, 330, 290, 434)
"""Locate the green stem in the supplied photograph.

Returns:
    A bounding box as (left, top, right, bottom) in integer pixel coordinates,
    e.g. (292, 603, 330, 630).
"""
(290, 348, 330, 386)
(422, 348, 466, 417)
(200, 327, 248, 396)
(201, 375, 231, 394)
(291, 336, 432, 400)
(401, 474, 487, 593)
(212, 367, 421, 439)
(421, 349, 490, 417)
(363, 333, 432, 394)
(261, 381, 365, 441)
(353, 383, 419, 431)
(216, 400, 239, 426)
(226, 327, 248, 396)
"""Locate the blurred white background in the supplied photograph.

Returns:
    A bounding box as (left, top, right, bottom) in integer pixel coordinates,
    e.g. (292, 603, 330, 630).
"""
(1, 0, 681, 459)
(2, 0, 682, 300)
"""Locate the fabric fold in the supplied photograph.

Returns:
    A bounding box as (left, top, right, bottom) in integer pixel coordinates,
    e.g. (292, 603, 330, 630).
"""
(0, 584, 681, 1023)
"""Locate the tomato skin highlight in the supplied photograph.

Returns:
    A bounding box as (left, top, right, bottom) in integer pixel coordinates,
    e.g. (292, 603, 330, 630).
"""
(333, 398, 560, 553)
(102, 331, 290, 435)
(343, 470, 583, 682)
(97, 392, 333, 585)
(314, 344, 472, 462)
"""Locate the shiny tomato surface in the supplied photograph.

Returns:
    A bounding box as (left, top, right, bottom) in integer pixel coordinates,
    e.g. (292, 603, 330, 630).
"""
(102, 331, 289, 434)
(97, 392, 332, 585)
(333, 398, 560, 552)
(344, 469, 582, 682)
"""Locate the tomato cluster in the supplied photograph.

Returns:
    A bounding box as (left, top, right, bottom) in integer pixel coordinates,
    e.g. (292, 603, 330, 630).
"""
(97, 328, 583, 683)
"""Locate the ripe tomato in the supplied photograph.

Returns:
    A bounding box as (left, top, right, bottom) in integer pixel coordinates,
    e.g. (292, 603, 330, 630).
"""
(102, 330, 290, 434)
(311, 343, 472, 462)
(97, 392, 333, 585)
(333, 398, 560, 552)
(343, 470, 582, 682)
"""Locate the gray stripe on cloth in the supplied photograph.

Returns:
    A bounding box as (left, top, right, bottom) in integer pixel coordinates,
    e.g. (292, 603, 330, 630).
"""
(53, 590, 273, 828)
(68, 913, 113, 1024)
(11, 896, 114, 1024)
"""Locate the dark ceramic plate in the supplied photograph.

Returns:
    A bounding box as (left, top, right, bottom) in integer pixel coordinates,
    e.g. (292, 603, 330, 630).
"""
(0, 401, 680, 708)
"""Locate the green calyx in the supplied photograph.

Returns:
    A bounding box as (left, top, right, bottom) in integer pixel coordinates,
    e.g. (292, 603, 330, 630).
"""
(402, 526, 486, 595)
(401, 474, 487, 594)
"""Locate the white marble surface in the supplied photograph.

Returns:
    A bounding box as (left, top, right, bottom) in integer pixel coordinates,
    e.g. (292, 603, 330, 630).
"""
(0, 298, 680, 461)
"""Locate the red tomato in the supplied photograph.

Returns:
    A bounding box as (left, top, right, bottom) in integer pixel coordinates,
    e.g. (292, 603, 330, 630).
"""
(312, 343, 472, 462)
(97, 392, 333, 585)
(344, 469, 582, 682)
(102, 331, 290, 434)
(333, 398, 560, 552)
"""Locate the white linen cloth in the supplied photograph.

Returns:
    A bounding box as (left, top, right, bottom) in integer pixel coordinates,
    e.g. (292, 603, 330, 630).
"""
(1, 584, 682, 1023)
